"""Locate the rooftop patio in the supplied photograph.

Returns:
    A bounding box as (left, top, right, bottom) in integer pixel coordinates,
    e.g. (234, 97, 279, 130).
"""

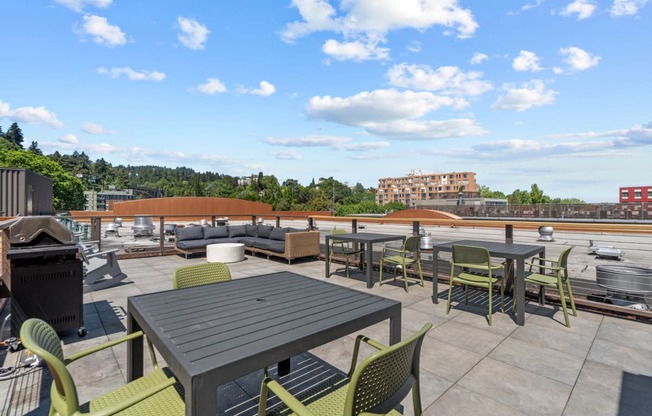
(2, 224, 652, 415)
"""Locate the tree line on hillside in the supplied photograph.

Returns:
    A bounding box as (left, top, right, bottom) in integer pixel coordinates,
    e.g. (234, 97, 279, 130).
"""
(0, 121, 582, 212)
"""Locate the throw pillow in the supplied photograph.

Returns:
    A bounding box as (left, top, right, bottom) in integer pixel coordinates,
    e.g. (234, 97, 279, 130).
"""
(176, 226, 204, 241)
(270, 227, 288, 241)
(257, 224, 274, 239)
(204, 226, 228, 239)
(245, 224, 258, 237)
(228, 224, 247, 238)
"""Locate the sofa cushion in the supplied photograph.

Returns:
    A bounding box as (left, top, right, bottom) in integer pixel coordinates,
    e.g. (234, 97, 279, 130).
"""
(228, 225, 247, 238)
(204, 226, 228, 239)
(238, 236, 257, 246)
(176, 226, 204, 241)
(206, 238, 243, 245)
(270, 227, 288, 241)
(175, 239, 209, 250)
(253, 239, 285, 253)
(257, 224, 274, 239)
(245, 224, 258, 237)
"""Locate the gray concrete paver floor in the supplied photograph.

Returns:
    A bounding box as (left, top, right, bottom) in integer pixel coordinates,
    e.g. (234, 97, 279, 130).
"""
(2, 252, 652, 415)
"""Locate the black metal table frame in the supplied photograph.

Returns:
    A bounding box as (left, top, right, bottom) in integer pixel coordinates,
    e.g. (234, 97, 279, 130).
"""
(325, 232, 406, 288)
(127, 272, 402, 416)
(431, 239, 545, 325)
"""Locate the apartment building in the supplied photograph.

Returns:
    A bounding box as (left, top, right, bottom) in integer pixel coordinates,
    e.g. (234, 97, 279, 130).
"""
(376, 170, 477, 206)
(84, 187, 134, 211)
(619, 186, 652, 204)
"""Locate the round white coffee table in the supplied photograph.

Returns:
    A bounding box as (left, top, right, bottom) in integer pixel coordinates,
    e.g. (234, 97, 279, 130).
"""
(206, 243, 245, 263)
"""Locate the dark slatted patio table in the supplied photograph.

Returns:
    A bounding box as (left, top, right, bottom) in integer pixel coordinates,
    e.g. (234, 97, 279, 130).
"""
(431, 239, 545, 326)
(127, 271, 402, 416)
(325, 232, 405, 288)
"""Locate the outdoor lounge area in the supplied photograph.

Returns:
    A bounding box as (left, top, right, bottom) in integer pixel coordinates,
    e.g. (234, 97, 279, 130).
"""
(2, 248, 652, 415)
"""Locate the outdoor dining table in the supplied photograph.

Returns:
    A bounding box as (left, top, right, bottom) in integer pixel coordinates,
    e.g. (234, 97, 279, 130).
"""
(430, 239, 545, 325)
(126, 271, 402, 416)
(325, 232, 405, 288)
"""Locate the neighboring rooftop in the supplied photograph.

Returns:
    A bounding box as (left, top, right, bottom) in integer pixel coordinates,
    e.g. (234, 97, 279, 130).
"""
(1, 221, 652, 415)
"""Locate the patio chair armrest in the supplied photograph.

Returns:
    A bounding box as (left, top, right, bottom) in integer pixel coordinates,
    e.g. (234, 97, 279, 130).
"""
(526, 261, 560, 272)
(260, 377, 316, 416)
(382, 247, 405, 256)
(348, 334, 387, 375)
(88, 376, 178, 416)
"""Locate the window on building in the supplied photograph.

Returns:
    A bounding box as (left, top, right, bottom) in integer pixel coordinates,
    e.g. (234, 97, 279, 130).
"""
(635, 190, 642, 199)
(621, 190, 629, 198)
(648, 189, 652, 198)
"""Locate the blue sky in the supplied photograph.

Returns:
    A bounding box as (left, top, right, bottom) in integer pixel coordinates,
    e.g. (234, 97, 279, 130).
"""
(1, 0, 650, 203)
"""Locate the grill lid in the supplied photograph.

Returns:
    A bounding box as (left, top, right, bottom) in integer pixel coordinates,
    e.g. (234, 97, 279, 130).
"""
(0, 216, 75, 247)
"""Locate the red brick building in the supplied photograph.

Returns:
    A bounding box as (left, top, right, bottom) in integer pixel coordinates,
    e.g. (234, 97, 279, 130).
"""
(619, 186, 652, 203)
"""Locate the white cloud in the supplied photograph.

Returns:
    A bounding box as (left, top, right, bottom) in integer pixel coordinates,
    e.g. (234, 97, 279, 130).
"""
(306, 89, 460, 125)
(265, 135, 389, 151)
(97, 67, 166, 81)
(362, 118, 487, 140)
(59, 134, 78, 144)
(81, 122, 115, 134)
(559, 46, 601, 70)
(322, 39, 389, 61)
(305, 89, 484, 140)
(177, 17, 210, 50)
(0, 100, 64, 128)
(407, 41, 421, 53)
(512, 50, 543, 72)
(491, 80, 557, 112)
(55, 0, 112, 13)
(281, 0, 478, 62)
(270, 150, 303, 160)
(197, 78, 227, 95)
(75, 14, 126, 47)
(610, 0, 649, 16)
(560, 0, 597, 20)
(250, 81, 276, 97)
(470, 52, 488, 65)
(386, 63, 492, 96)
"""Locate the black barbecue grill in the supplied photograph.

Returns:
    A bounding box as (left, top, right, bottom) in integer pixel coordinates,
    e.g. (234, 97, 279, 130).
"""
(0, 216, 85, 337)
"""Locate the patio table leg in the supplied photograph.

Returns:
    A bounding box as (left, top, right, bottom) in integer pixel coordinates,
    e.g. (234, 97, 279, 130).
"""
(127, 313, 143, 381)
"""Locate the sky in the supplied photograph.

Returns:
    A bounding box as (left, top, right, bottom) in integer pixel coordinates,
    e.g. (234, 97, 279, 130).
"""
(1, 0, 651, 203)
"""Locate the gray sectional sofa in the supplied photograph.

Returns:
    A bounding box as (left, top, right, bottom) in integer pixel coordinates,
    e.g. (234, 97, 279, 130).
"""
(174, 223, 320, 264)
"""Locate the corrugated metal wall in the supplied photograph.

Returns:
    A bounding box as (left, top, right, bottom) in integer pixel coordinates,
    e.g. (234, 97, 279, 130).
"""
(0, 168, 53, 216)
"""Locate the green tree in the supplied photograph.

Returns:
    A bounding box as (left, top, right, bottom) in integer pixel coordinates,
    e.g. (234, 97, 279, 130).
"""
(5, 123, 24, 148)
(0, 147, 84, 210)
(27, 141, 43, 155)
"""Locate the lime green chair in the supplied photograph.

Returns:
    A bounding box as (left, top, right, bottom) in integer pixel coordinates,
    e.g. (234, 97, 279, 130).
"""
(517, 246, 577, 327)
(172, 262, 231, 289)
(258, 322, 433, 416)
(379, 236, 424, 292)
(446, 245, 505, 326)
(20, 318, 184, 416)
(329, 229, 364, 278)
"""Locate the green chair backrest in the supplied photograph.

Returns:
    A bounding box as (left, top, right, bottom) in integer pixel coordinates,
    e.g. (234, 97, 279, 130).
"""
(346, 322, 432, 415)
(451, 244, 492, 267)
(558, 246, 573, 269)
(403, 236, 421, 254)
(20, 319, 81, 416)
(173, 262, 232, 289)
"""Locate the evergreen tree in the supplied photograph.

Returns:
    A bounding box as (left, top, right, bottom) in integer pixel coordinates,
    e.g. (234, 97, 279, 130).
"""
(5, 122, 24, 148)
(28, 141, 43, 155)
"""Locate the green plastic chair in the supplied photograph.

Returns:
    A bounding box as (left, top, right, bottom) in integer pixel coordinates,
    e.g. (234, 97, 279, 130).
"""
(258, 322, 433, 416)
(329, 229, 364, 278)
(172, 262, 232, 289)
(517, 246, 577, 327)
(379, 236, 424, 292)
(446, 244, 505, 326)
(20, 318, 184, 416)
